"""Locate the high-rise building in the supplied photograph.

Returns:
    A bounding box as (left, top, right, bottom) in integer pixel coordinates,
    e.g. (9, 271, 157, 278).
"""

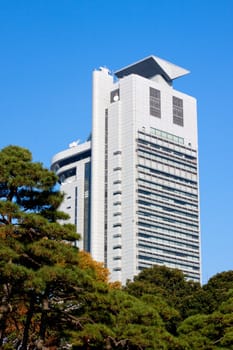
(51, 55, 201, 284)
(51, 140, 91, 252)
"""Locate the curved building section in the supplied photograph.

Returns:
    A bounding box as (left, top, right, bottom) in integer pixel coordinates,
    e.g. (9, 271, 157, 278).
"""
(51, 141, 91, 251)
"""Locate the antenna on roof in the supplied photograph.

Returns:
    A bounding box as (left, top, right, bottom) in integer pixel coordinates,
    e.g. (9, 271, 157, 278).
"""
(69, 140, 80, 148)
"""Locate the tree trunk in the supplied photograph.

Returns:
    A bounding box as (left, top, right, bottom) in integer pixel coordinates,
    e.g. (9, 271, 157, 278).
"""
(39, 297, 49, 341)
(0, 283, 12, 347)
(21, 295, 35, 350)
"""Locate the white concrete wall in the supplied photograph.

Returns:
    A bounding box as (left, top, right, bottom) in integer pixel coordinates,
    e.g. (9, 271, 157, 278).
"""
(91, 64, 198, 284)
(51, 142, 91, 250)
(130, 74, 198, 148)
(107, 97, 122, 280)
(118, 76, 138, 282)
(91, 68, 114, 262)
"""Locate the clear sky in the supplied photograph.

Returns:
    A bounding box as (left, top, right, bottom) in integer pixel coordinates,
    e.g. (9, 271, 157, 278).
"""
(0, 0, 233, 284)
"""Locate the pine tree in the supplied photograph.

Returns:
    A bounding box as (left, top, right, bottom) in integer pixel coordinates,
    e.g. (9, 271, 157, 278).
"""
(0, 145, 92, 349)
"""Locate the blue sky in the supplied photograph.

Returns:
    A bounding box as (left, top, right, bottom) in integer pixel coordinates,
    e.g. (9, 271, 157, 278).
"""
(0, 0, 233, 283)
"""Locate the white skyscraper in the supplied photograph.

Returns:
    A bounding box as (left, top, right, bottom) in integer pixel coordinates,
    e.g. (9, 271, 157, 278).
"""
(51, 55, 201, 284)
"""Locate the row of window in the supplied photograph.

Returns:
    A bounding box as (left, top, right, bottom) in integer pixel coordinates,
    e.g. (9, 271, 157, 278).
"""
(138, 156, 197, 183)
(137, 138, 196, 163)
(150, 127, 184, 145)
(137, 149, 197, 173)
(138, 210, 198, 230)
(138, 170, 198, 197)
(150, 87, 184, 126)
(138, 130, 197, 156)
(51, 149, 91, 172)
(138, 211, 199, 230)
(139, 214, 199, 232)
(137, 178, 198, 201)
(110, 87, 184, 127)
(59, 167, 76, 184)
(138, 200, 198, 219)
(138, 243, 199, 261)
(138, 254, 199, 271)
(137, 259, 200, 273)
(138, 239, 199, 261)
(138, 164, 197, 187)
(137, 188, 198, 210)
(138, 224, 199, 241)
(138, 231, 199, 248)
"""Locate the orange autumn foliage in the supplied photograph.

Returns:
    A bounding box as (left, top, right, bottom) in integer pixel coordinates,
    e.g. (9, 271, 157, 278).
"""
(78, 250, 110, 283)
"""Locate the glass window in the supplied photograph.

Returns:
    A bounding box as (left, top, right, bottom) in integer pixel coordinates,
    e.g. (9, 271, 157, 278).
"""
(110, 89, 120, 103)
(173, 96, 184, 126)
(150, 87, 161, 118)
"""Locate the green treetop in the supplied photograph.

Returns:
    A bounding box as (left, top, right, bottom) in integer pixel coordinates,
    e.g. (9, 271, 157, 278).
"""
(0, 145, 87, 349)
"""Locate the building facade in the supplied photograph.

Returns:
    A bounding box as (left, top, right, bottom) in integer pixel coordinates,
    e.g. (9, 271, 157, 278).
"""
(51, 55, 201, 284)
(51, 140, 91, 252)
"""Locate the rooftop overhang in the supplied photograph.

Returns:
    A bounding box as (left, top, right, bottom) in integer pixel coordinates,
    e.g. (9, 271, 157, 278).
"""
(114, 55, 190, 83)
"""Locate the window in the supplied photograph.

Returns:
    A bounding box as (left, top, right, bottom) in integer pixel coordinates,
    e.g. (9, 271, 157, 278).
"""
(113, 190, 122, 195)
(113, 223, 122, 228)
(113, 201, 121, 206)
(150, 87, 161, 118)
(113, 180, 122, 185)
(113, 150, 122, 155)
(110, 89, 120, 103)
(113, 212, 122, 216)
(150, 127, 184, 145)
(113, 234, 122, 238)
(59, 167, 76, 183)
(84, 162, 91, 252)
(173, 96, 184, 126)
(113, 167, 122, 171)
(74, 187, 78, 228)
(113, 245, 122, 250)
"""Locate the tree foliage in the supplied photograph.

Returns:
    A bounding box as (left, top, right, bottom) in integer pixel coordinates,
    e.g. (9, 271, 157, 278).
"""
(78, 250, 110, 283)
(1, 145, 233, 349)
(0, 146, 92, 349)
